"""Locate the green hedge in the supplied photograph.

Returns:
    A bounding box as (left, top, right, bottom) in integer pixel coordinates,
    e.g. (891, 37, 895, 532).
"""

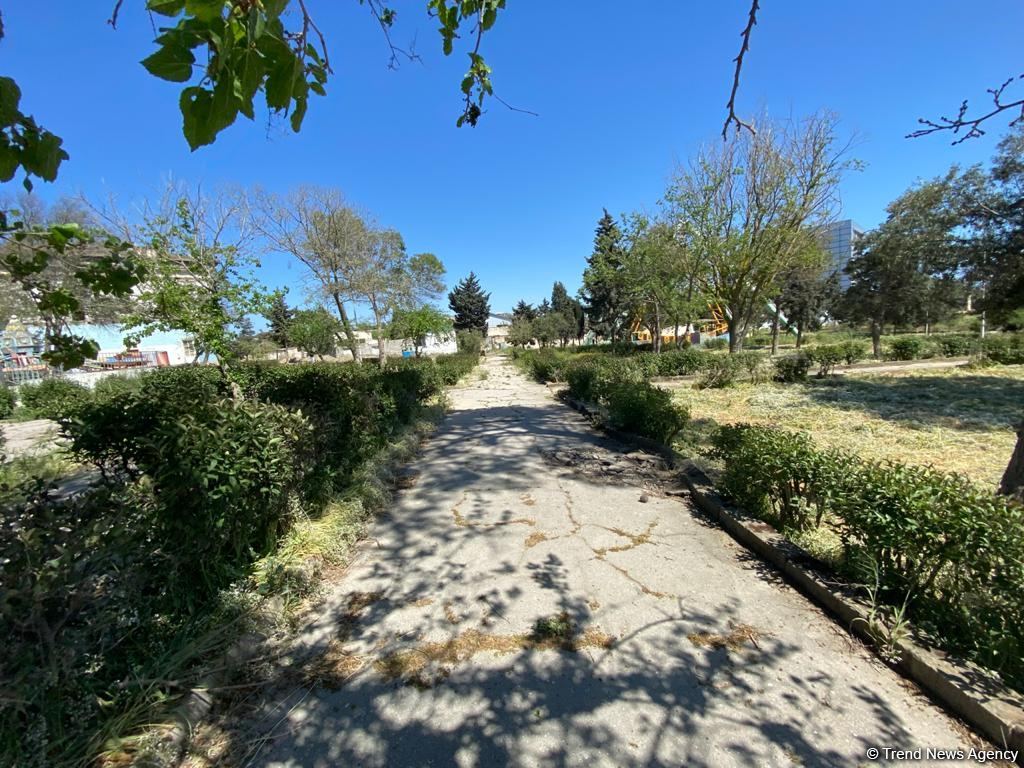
(982, 334, 1024, 365)
(18, 378, 92, 420)
(0, 386, 14, 419)
(712, 423, 1024, 689)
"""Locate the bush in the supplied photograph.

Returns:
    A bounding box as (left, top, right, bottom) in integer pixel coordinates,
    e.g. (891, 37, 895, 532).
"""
(702, 337, 728, 351)
(0, 386, 14, 419)
(886, 336, 924, 361)
(931, 333, 977, 358)
(456, 329, 484, 355)
(652, 348, 709, 376)
(18, 378, 91, 420)
(519, 349, 572, 383)
(806, 344, 845, 377)
(712, 423, 1024, 690)
(839, 340, 868, 365)
(733, 350, 768, 383)
(604, 380, 689, 445)
(696, 355, 743, 389)
(773, 354, 810, 383)
(981, 333, 1024, 365)
(432, 352, 479, 385)
(565, 356, 641, 402)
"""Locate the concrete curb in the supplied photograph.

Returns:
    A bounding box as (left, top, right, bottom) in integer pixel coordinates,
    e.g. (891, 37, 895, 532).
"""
(561, 393, 1024, 762)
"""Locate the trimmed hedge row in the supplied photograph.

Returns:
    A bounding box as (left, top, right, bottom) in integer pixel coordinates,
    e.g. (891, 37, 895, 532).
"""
(562, 356, 689, 445)
(712, 423, 1024, 690)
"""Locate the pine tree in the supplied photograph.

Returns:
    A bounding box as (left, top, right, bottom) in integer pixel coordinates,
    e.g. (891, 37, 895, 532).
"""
(264, 293, 294, 347)
(512, 299, 537, 322)
(581, 209, 627, 340)
(447, 272, 491, 334)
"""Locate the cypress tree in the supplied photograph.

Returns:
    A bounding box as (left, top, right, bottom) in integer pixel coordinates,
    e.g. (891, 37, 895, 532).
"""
(447, 272, 491, 334)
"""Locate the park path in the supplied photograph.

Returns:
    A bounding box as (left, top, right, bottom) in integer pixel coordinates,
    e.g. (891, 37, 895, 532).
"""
(228, 356, 981, 768)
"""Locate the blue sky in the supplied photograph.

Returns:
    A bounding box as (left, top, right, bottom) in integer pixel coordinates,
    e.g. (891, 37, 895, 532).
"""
(2, 1, 1021, 313)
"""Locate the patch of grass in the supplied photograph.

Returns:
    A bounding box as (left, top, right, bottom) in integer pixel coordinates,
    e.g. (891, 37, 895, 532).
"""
(374, 616, 615, 688)
(672, 365, 1024, 490)
(688, 623, 766, 652)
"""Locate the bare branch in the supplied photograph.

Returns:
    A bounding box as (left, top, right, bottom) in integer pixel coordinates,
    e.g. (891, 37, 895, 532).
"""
(908, 74, 1024, 144)
(722, 0, 760, 140)
(107, 0, 125, 28)
(364, 0, 420, 70)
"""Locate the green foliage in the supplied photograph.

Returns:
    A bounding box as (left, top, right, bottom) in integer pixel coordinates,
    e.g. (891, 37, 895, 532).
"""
(390, 305, 453, 356)
(18, 378, 90, 420)
(981, 333, 1024, 365)
(604, 380, 690, 445)
(702, 337, 728, 351)
(839, 340, 869, 364)
(0, 386, 14, 419)
(448, 272, 490, 334)
(712, 423, 1024, 690)
(931, 333, 977, 357)
(773, 354, 810, 383)
(264, 293, 295, 347)
(806, 344, 845, 377)
(518, 348, 570, 383)
(886, 336, 925, 361)
(0, 71, 68, 190)
(696, 354, 743, 389)
(733, 350, 769, 383)
(289, 306, 341, 358)
(456, 329, 484, 355)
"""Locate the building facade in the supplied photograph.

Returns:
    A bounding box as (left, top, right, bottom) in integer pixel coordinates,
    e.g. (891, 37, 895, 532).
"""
(822, 219, 864, 289)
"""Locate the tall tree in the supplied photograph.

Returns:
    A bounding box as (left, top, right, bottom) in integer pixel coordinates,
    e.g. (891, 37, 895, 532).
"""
(249, 186, 372, 362)
(775, 263, 840, 349)
(448, 272, 490, 335)
(512, 299, 537, 322)
(550, 281, 580, 346)
(840, 173, 966, 357)
(665, 113, 854, 351)
(264, 293, 294, 347)
(581, 209, 628, 341)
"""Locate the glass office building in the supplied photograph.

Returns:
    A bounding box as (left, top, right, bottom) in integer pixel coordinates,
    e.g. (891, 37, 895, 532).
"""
(822, 219, 864, 289)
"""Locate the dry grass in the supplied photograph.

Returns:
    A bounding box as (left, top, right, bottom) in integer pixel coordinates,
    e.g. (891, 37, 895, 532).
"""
(374, 614, 616, 688)
(688, 623, 766, 652)
(673, 365, 1024, 490)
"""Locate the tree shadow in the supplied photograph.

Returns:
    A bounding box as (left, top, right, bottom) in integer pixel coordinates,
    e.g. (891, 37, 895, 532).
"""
(802, 374, 1024, 432)
(192, 373, 966, 768)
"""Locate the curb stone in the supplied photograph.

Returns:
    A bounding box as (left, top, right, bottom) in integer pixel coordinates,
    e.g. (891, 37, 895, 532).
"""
(560, 393, 1024, 764)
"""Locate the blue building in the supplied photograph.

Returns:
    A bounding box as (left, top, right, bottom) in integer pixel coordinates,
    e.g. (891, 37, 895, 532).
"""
(822, 219, 864, 289)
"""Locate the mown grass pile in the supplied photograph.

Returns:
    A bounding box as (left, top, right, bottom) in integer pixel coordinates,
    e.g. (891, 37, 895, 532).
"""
(0, 352, 475, 768)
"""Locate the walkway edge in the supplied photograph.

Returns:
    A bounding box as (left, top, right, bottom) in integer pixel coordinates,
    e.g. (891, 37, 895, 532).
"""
(561, 394, 1024, 763)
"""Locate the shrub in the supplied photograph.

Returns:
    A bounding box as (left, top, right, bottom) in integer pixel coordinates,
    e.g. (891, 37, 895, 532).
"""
(433, 352, 478, 385)
(712, 423, 1024, 690)
(806, 344, 845, 377)
(733, 350, 768, 383)
(456, 329, 484, 355)
(0, 386, 14, 419)
(604, 380, 689, 445)
(839, 340, 868, 365)
(18, 378, 91, 420)
(702, 337, 728, 351)
(652, 348, 709, 376)
(520, 349, 572, 383)
(981, 333, 1024, 365)
(886, 336, 924, 361)
(696, 355, 743, 389)
(773, 354, 810, 383)
(565, 356, 641, 402)
(931, 333, 976, 358)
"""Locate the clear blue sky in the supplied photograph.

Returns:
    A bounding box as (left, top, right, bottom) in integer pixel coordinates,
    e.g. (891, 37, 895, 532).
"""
(3, 1, 1021, 313)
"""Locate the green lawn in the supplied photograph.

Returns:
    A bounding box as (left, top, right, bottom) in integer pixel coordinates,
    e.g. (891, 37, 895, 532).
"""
(672, 364, 1024, 491)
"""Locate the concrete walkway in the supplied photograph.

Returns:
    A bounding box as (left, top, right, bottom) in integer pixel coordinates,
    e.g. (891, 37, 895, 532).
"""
(232, 356, 982, 768)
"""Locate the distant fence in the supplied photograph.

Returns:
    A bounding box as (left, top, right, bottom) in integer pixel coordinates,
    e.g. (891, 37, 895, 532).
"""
(2, 350, 166, 390)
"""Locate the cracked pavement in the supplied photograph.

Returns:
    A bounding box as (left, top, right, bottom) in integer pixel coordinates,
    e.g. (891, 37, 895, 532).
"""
(226, 356, 982, 768)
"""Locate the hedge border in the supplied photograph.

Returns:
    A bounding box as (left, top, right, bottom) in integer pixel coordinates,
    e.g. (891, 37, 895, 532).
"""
(558, 392, 1024, 762)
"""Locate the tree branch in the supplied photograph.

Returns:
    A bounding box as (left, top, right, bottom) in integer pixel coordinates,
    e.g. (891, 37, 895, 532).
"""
(907, 74, 1024, 144)
(722, 0, 760, 139)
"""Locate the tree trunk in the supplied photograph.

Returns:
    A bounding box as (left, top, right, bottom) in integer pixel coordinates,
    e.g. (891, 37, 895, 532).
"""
(998, 421, 1024, 501)
(375, 316, 387, 368)
(795, 325, 803, 349)
(727, 314, 743, 353)
(871, 320, 882, 359)
(331, 293, 361, 364)
(770, 302, 780, 356)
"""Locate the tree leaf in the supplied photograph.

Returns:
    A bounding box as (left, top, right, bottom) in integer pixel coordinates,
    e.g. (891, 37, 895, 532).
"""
(141, 43, 196, 83)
